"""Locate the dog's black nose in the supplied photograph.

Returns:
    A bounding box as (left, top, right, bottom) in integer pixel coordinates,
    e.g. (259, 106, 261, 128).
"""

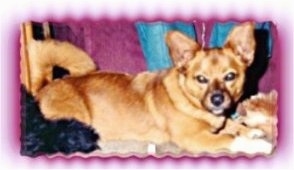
(211, 93, 224, 106)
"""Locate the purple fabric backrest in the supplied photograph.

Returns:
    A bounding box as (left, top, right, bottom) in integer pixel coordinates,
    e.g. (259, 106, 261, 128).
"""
(51, 20, 147, 74)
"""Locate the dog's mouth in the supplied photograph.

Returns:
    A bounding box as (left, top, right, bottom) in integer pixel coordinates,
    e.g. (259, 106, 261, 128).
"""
(210, 107, 225, 115)
(207, 102, 232, 116)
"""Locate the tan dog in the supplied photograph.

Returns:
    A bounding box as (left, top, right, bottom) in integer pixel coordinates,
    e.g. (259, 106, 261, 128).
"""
(29, 22, 273, 155)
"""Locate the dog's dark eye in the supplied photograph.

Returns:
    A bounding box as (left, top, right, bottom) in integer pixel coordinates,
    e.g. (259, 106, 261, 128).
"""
(224, 72, 236, 81)
(195, 75, 209, 84)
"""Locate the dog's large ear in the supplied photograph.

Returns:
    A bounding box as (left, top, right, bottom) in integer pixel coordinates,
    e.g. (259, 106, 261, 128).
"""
(166, 31, 200, 68)
(224, 22, 256, 66)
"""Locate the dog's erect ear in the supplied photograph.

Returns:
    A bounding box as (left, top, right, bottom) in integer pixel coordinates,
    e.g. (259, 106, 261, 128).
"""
(225, 22, 256, 66)
(166, 31, 200, 68)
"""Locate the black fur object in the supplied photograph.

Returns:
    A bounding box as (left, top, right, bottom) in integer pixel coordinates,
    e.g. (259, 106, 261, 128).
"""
(20, 85, 100, 157)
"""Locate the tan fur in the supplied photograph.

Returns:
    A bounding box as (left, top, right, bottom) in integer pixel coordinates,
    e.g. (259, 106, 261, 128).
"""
(33, 23, 273, 154)
(27, 40, 96, 96)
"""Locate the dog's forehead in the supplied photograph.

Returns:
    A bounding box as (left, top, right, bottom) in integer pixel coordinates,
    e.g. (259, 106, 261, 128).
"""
(199, 48, 233, 60)
(190, 48, 244, 70)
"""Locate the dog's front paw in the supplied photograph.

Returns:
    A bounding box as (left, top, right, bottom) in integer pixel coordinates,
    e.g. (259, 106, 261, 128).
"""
(230, 136, 273, 154)
(210, 116, 226, 132)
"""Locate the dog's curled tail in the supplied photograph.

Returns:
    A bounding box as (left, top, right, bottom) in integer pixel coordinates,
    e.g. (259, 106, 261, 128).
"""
(26, 40, 96, 96)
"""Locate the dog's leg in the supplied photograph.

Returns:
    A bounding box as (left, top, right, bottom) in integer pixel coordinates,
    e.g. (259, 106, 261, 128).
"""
(169, 117, 234, 153)
(173, 131, 234, 154)
(174, 128, 272, 154)
(222, 119, 267, 139)
(221, 119, 252, 136)
(170, 116, 273, 154)
(37, 80, 92, 125)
